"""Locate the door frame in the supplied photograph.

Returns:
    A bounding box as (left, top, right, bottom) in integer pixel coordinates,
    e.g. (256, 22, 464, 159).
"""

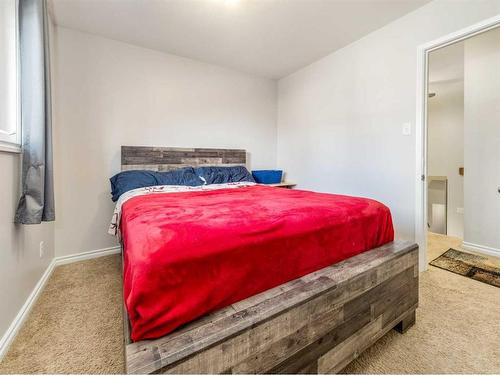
(415, 14, 500, 271)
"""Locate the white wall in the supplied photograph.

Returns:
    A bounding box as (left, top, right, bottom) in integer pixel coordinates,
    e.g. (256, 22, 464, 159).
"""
(0, 153, 55, 346)
(427, 79, 464, 238)
(52, 27, 278, 257)
(463, 28, 500, 252)
(277, 0, 500, 269)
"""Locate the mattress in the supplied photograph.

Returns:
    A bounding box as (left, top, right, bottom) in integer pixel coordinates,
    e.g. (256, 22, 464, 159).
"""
(120, 184, 394, 341)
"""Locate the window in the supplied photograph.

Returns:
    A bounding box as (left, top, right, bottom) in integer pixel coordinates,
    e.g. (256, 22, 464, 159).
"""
(0, 0, 20, 152)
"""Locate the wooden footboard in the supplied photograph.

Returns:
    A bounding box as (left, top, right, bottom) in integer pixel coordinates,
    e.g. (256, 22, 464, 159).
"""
(124, 240, 418, 374)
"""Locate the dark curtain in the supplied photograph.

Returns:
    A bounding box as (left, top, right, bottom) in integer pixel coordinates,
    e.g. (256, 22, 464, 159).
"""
(15, 0, 55, 224)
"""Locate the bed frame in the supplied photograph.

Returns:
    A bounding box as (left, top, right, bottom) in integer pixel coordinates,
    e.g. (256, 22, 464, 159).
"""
(120, 146, 419, 374)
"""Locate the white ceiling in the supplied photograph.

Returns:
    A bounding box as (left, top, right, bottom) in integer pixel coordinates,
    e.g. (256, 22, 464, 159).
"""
(50, 0, 429, 79)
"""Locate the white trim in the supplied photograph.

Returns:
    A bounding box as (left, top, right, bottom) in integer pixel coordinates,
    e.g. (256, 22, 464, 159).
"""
(0, 245, 121, 359)
(15, 0, 21, 147)
(462, 242, 500, 258)
(0, 259, 56, 360)
(419, 14, 500, 53)
(415, 14, 500, 273)
(415, 42, 428, 272)
(54, 246, 120, 266)
(0, 141, 21, 154)
(0, 0, 21, 147)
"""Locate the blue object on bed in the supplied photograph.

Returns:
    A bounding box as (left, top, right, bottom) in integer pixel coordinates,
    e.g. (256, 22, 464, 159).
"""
(156, 168, 203, 187)
(251, 170, 283, 184)
(109, 168, 202, 202)
(194, 166, 255, 185)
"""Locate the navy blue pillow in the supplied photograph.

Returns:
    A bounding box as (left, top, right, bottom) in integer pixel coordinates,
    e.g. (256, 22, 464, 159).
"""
(109, 168, 202, 202)
(110, 170, 158, 202)
(156, 167, 203, 187)
(194, 166, 255, 185)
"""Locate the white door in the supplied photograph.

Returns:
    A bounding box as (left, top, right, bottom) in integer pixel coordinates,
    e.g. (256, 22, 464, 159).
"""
(463, 28, 500, 253)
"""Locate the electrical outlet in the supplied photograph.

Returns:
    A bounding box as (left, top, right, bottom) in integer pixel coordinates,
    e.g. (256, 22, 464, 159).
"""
(39, 241, 44, 258)
(456, 207, 464, 214)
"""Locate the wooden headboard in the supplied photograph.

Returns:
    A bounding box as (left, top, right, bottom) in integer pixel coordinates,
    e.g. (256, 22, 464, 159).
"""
(121, 146, 247, 171)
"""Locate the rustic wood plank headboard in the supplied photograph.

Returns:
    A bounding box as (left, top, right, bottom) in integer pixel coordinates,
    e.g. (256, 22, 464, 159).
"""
(121, 146, 247, 171)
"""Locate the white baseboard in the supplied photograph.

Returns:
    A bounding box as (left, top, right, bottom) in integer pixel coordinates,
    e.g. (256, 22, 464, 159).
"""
(462, 241, 500, 258)
(0, 245, 121, 360)
(0, 258, 56, 360)
(54, 245, 120, 266)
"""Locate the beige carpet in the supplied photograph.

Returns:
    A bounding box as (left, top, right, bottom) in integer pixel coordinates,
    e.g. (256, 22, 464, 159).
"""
(343, 233, 500, 373)
(1, 234, 499, 374)
(0, 256, 124, 374)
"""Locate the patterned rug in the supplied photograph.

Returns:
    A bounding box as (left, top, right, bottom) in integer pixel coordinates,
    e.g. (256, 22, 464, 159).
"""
(430, 248, 500, 288)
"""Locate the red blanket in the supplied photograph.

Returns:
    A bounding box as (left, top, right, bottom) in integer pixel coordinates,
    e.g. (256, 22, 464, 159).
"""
(121, 185, 394, 341)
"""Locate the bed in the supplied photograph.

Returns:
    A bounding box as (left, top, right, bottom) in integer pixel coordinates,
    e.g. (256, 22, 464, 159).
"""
(116, 146, 419, 374)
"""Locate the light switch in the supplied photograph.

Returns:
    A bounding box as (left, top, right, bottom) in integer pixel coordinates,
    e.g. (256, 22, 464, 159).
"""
(402, 122, 412, 136)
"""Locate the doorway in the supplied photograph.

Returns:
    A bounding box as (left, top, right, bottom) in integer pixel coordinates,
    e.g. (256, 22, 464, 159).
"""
(416, 16, 500, 270)
(427, 42, 464, 239)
